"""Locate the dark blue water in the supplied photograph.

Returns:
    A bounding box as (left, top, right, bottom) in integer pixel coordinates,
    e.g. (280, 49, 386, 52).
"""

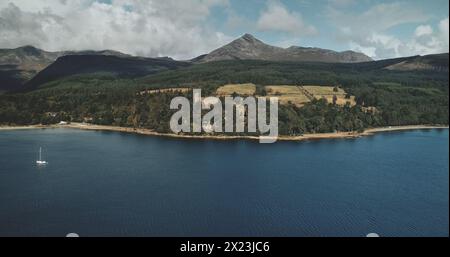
(0, 128, 448, 237)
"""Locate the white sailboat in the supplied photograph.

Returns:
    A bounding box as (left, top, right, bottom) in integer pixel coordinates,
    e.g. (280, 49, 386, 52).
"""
(36, 147, 48, 165)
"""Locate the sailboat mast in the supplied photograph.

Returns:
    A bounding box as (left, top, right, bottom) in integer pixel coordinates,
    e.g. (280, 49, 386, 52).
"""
(39, 147, 42, 161)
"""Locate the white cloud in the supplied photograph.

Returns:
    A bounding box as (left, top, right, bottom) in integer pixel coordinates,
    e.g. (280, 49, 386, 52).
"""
(257, 1, 316, 36)
(415, 25, 433, 37)
(403, 17, 449, 56)
(327, 2, 448, 59)
(346, 18, 449, 59)
(350, 33, 402, 58)
(349, 42, 376, 58)
(0, 0, 232, 59)
(438, 17, 449, 46)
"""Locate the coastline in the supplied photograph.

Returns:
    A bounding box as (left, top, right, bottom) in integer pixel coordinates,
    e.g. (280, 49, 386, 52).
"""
(1, 123, 448, 142)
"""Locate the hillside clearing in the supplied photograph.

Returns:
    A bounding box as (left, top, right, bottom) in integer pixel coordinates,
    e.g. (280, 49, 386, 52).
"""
(263, 85, 355, 107)
(302, 85, 346, 96)
(301, 85, 356, 106)
(216, 83, 256, 96)
(265, 85, 311, 107)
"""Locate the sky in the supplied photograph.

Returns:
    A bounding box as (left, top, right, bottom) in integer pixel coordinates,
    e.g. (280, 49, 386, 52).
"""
(0, 0, 448, 60)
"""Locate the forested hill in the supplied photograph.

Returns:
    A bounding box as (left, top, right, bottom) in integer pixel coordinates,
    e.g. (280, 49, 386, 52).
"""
(140, 54, 449, 88)
(24, 55, 190, 91)
(0, 46, 135, 92)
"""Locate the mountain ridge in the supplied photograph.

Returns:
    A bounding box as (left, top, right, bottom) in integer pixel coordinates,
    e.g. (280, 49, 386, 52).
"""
(193, 34, 374, 63)
(23, 54, 191, 91)
(0, 46, 177, 91)
(0, 46, 136, 91)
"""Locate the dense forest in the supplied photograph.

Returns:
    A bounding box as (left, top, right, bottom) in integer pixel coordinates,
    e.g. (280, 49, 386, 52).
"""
(0, 59, 448, 136)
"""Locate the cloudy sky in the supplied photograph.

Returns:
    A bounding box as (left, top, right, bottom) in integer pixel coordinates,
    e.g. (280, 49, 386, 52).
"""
(0, 0, 448, 60)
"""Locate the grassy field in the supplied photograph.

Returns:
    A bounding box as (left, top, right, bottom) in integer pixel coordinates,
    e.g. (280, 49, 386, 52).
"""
(276, 95, 312, 106)
(216, 83, 256, 96)
(138, 84, 356, 107)
(263, 85, 356, 107)
(265, 85, 303, 95)
(302, 85, 346, 96)
(301, 85, 356, 106)
(265, 85, 311, 107)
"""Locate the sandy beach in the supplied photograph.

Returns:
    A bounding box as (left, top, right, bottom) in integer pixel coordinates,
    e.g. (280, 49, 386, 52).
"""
(1, 123, 448, 142)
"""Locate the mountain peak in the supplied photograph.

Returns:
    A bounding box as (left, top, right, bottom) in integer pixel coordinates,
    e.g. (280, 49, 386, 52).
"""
(233, 33, 265, 46)
(240, 33, 258, 42)
(16, 45, 43, 56)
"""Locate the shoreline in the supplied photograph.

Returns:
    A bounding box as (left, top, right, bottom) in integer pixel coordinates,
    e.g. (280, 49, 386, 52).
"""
(1, 123, 448, 142)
